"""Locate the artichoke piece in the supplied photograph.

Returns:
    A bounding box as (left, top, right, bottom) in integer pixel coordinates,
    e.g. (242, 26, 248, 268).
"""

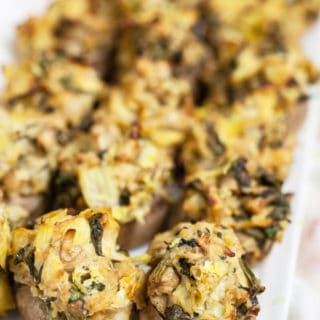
(78, 139, 173, 225)
(79, 166, 119, 208)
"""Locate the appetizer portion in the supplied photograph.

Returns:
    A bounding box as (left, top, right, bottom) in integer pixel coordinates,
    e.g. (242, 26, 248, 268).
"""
(1, 55, 105, 126)
(117, 0, 318, 110)
(16, 0, 117, 74)
(0, 205, 15, 315)
(47, 58, 193, 248)
(50, 121, 174, 248)
(117, 0, 214, 85)
(0, 3, 318, 320)
(9, 208, 145, 320)
(178, 159, 291, 264)
(203, 45, 317, 114)
(198, 0, 319, 102)
(141, 222, 264, 320)
(77, 138, 174, 248)
(179, 45, 317, 181)
(108, 58, 193, 148)
(0, 106, 64, 224)
(203, 0, 319, 49)
(180, 99, 296, 182)
(0, 54, 105, 222)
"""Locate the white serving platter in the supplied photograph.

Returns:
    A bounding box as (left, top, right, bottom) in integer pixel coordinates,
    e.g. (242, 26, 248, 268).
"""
(1, 2, 320, 320)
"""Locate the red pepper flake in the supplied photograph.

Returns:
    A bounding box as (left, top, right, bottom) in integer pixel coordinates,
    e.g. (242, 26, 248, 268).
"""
(207, 196, 216, 206)
(224, 247, 235, 257)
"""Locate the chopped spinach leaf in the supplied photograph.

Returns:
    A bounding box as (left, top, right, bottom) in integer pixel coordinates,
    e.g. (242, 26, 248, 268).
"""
(178, 238, 199, 248)
(56, 312, 67, 320)
(256, 169, 281, 188)
(179, 258, 193, 277)
(80, 273, 91, 283)
(240, 258, 255, 286)
(206, 123, 226, 157)
(269, 192, 291, 207)
(268, 207, 288, 221)
(119, 188, 131, 206)
(69, 285, 82, 303)
(55, 174, 76, 190)
(25, 248, 41, 284)
(259, 188, 277, 198)
(231, 158, 251, 188)
(90, 282, 105, 292)
(88, 213, 104, 256)
(264, 226, 280, 239)
(236, 303, 248, 317)
(240, 259, 264, 295)
(14, 245, 29, 265)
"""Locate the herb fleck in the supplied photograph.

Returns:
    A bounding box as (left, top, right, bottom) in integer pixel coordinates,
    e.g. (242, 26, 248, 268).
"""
(69, 285, 82, 303)
(14, 245, 29, 265)
(55, 174, 76, 190)
(236, 303, 248, 317)
(88, 213, 104, 256)
(26, 248, 41, 284)
(231, 158, 251, 188)
(119, 188, 131, 206)
(179, 258, 193, 277)
(206, 123, 226, 157)
(90, 282, 105, 292)
(264, 226, 280, 239)
(178, 238, 199, 248)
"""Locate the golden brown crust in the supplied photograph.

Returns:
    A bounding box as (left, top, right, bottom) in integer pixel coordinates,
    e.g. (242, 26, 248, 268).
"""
(118, 198, 169, 249)
(16, 285, 47, 320)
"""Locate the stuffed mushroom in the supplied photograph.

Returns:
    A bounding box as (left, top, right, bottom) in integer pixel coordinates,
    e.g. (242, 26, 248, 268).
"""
(0, 54, 105, 224)
(117, 0, 214, 86)
(16, 0, 118, 75)
(176, 159, 291, 264)
(140, 221, 264, 320)
(9, 207, 145, 320)
(49, 125, 175, 249)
